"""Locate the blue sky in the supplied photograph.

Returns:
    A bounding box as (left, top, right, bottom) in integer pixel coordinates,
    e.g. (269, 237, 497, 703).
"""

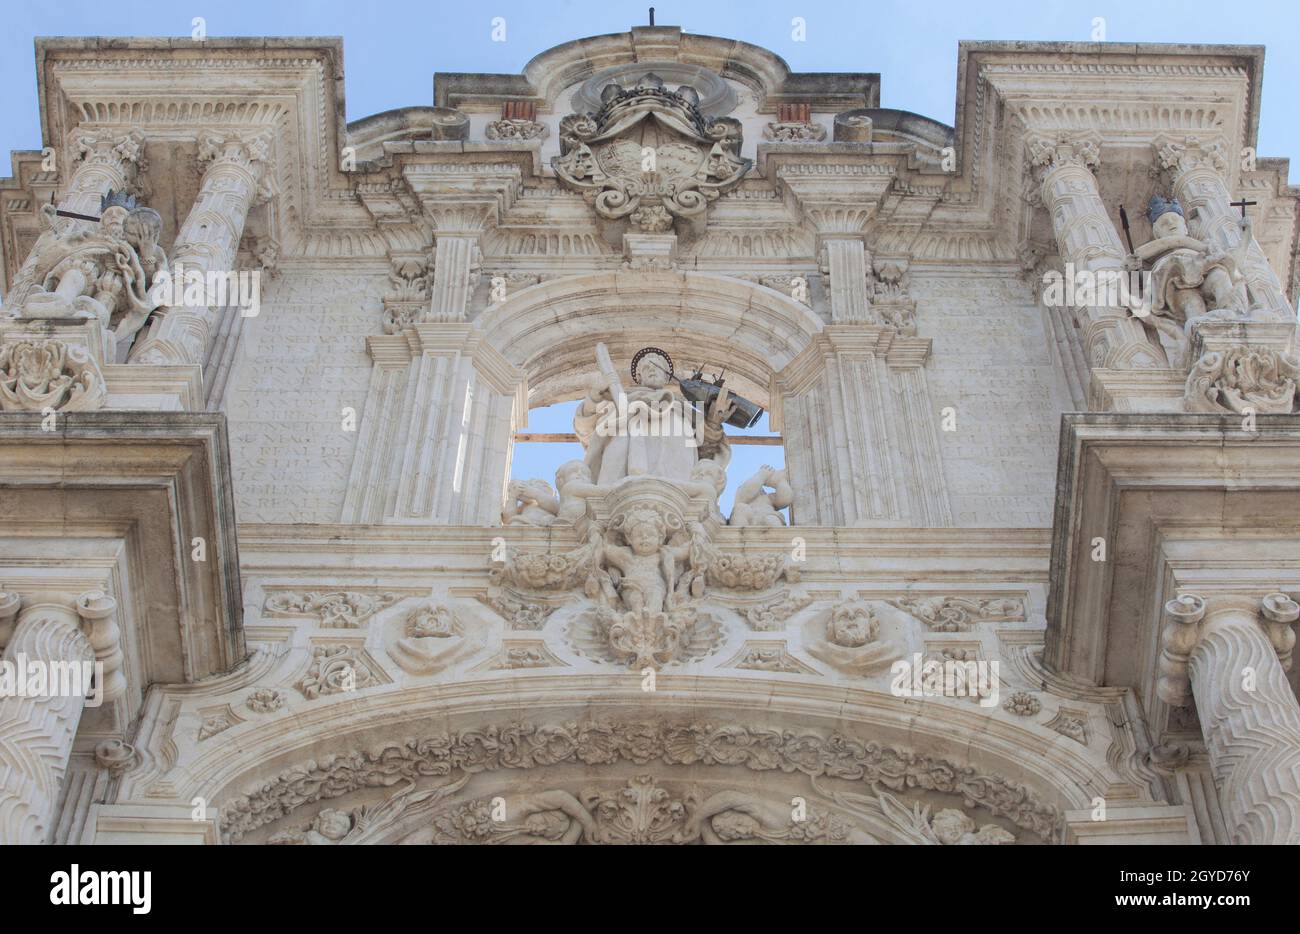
(3, 0, 1295, 512)
(3, 0, 1297, 172)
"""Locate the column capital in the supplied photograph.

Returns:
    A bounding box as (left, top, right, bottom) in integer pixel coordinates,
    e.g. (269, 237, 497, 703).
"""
(1153, 134, 1230, 181)
(196, 130, 276, 205)
(66, 127, 146, 173)
(1026, 130, 1101, 178)
(196, 130, 274, 173)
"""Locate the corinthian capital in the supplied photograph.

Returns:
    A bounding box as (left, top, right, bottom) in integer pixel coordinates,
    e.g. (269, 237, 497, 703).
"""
(1153, 135, 1228, 179)
(68, 127, 146, 171)
(1026, 131, 1101, 175)
(197, 130, 274, 175)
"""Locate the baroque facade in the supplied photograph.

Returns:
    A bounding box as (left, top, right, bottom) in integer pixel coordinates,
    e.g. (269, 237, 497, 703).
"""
(0, 27, 1298, 845)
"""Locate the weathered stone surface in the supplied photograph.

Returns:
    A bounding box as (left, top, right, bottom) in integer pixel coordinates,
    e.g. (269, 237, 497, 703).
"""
(0, 25, 1296, 846)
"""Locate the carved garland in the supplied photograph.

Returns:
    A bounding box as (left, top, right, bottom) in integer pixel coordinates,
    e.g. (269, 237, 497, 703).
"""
(219, 717, 1061, 842)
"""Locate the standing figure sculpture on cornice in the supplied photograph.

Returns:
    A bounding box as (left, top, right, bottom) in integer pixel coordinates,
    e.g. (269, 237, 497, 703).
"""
(573, 343, 733, 487)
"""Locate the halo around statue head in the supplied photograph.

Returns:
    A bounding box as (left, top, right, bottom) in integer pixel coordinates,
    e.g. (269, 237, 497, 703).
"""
(630, 346, 674, 385)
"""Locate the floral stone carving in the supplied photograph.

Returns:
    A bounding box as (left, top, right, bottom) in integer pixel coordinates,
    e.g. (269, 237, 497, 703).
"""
(221, 717, 1059, 843)
(263, 590, 404, 628)
(889, 595, 1025, 632)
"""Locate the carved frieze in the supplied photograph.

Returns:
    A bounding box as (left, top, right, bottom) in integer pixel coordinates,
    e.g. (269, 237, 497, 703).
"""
(889, 595, 1026, 632)
(221, 717, 1058, 843)
(263, 591, 404, 628)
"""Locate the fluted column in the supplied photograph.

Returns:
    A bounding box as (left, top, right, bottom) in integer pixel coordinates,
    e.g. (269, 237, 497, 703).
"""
(1155, 136, 1291, 319)
(823, 238, 872, 323)
(59, 128, 146, 220)
(130, 131, 273, 366)
(0, 593, 98, 845)
(428, 236, 480, 323)
(1028, 132, 1157, 370)
(779, 327, 902, 525)
(1158, 592, 1300, 844)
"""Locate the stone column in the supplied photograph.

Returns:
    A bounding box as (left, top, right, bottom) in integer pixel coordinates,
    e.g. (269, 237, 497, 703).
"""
(1155, 136, 1291, 319)
(428, 236, 481, 323)
(130, 131, 273, 366)
(1027, 132, 1157, 370)
(1157, 592, 1300, 844)
(886, 342, 952, 526)
(59, 128, 146, 220)
(0, 594, 98, 845)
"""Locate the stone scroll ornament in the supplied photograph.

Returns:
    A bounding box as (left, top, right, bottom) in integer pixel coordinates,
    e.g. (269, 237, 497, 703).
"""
(551, 73, 752, 236)
(1185, 346, 1300, 414)
(0, 339, 105, 412)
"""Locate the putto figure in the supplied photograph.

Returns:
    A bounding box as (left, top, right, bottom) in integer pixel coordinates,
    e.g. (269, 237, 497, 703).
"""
(729, 464, 794, 527)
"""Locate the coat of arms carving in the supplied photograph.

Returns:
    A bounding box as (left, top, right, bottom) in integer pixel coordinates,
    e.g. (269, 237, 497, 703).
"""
(552, 73, 751, 238)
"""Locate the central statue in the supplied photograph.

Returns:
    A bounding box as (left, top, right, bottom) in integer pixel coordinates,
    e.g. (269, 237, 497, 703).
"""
(572, 343, 731, 485)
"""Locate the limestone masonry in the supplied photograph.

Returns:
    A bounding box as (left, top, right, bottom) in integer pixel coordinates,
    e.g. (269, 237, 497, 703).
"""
(1, 25, 1298, 844)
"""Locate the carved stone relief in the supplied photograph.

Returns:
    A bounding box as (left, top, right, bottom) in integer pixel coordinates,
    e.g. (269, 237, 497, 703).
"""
(262, 591, 405, 628)
(552, 72, 751, 237)
(222, 718, 1056, 844)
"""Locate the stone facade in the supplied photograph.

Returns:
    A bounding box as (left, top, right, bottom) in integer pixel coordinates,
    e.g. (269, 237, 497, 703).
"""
(0, 27, 1297, 845)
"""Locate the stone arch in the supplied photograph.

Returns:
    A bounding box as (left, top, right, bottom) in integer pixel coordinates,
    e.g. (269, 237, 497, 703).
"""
(477, 269, 824, 412)
(130, 683, 1120, 845)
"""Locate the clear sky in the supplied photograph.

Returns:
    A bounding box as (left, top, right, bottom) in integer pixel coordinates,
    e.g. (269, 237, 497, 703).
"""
(2, 0, 1297, 176)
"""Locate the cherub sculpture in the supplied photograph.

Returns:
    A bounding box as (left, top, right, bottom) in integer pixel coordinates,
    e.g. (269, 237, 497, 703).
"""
(502, 478, 560, 526)
(729, 464, 794, 527)
(595, 506, 693, 614)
